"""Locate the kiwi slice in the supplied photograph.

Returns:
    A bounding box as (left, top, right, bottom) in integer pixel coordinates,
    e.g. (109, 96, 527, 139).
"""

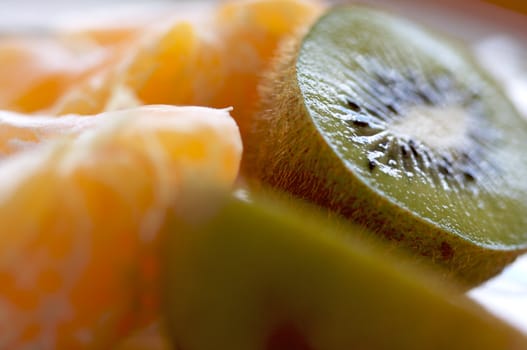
(244, 6, 527, 286)
(161, 194, 527, 350)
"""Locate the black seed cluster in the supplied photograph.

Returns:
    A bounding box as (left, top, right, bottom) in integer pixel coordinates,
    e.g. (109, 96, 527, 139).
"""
(340, 59, 498, 191)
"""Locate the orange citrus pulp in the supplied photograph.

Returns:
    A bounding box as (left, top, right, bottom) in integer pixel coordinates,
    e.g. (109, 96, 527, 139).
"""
(0, 105, 241, 349)
(0, 0, 324, 139)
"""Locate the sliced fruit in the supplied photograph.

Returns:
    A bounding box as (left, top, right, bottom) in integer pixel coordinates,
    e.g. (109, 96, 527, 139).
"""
(0, 0, 323, 124)
(0, 110, 102, 155)
(244, 6, 527, 286)
(53, 0, 324, 136)
(161, 194, 527, 350)
(0, 35, 121, 113)
(0, 106, 242, 349)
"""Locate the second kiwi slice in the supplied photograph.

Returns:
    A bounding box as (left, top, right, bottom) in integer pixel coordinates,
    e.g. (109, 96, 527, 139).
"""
(245, 6, 527, 286)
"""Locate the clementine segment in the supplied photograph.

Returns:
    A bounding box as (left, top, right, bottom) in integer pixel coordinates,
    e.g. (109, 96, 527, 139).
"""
(0, 0, 323, 134)
(0, 105, 242, 349)
(51, 0, 324, 134)
(0, 1, 323, 347)
(120, 0, 324, 137)
(210, 0, 323, 133)
(0, 36, 118, 113)
(0, 110, 102, 155)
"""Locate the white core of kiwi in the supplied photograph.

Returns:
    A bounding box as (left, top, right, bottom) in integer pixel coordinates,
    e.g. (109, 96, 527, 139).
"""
(390, 106, 470, 151)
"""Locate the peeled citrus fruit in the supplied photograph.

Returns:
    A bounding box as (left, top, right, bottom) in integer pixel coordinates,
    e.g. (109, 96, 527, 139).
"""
(0, 36, 118, 113)
(0, 3, 168, 114)
(0, 105, 242, 349)
(0, 0, 323, 136)
(0, 5, 164, 114)
(0, 110, 103, 155)
(119, 0, 323, 133)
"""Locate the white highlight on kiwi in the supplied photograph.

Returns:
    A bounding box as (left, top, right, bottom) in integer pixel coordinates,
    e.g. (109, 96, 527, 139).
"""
(390, 106, 469, 151)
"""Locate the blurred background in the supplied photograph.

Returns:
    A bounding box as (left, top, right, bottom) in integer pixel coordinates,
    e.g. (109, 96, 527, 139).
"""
(1, 0, 526, 43)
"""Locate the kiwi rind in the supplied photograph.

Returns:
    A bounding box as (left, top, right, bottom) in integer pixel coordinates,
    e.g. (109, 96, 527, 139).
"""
(243, 6, 527, 287)
(161, 193, 527, 350)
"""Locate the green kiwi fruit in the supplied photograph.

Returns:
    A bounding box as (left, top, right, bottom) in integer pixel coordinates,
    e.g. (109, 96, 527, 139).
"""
(243, 6, 527, 286)
(161, 193, 527, 350)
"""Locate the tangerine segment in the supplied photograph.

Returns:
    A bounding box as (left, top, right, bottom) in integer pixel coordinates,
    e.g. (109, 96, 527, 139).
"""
(0, 36, 118, 113)
(125, 0, 324, 136)
(0, 110, 102, 155)
(56, 3, 209, 48)
(0, 0, 323, 117)
(54, 0, 324, 133)
(0, 105, 242, 349)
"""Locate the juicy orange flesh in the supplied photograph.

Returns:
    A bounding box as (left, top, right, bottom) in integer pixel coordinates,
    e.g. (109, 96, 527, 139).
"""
(0, 0, 323, 137)
(0, 111, 104, 155)
(0, 37, 118, 113)
(0, 0, 323, 348)
(0, 106, 242, 349)
(121, 0, 323, 134)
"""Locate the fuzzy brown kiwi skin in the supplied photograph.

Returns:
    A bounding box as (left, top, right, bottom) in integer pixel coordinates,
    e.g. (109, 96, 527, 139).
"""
(242, 34, 521, 288)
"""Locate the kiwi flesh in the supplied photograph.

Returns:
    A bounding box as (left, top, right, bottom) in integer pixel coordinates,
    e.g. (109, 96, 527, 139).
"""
(161, 193, 527, 350)
(243, 6, 527, 286)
